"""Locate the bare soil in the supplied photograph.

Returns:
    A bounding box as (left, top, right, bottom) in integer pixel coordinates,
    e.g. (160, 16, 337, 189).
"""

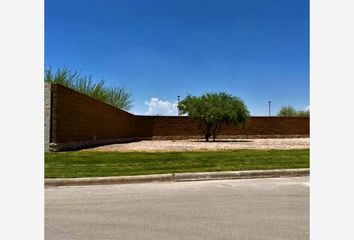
(86, 138, 309, 152)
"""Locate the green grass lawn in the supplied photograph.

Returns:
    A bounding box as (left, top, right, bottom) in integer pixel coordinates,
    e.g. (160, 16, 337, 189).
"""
(45, 149, 309, 178)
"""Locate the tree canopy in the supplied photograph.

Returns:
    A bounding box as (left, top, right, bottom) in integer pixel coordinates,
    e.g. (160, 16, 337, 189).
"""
(277, 106, 309, 117)
(45, 67, 132, 110)
(178, 92, 250, 141)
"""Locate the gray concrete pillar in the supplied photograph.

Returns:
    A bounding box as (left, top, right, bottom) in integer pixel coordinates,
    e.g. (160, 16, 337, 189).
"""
(44, 83, 51, 152)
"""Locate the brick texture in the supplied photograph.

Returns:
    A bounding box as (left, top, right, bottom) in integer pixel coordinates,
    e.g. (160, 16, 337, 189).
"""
(51, 84, 153, 143)
(49, 84, 309, 149)
(150, 116, 309, 137)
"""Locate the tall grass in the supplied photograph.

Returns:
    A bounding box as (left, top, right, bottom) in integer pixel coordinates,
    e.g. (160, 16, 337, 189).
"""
(45, 67, 132, 110)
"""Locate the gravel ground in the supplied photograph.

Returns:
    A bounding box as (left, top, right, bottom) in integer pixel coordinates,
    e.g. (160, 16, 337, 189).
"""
(86, 138, 309, 152)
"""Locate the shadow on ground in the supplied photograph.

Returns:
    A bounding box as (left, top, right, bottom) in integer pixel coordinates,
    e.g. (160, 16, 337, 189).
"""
(191, 140, 253, 143)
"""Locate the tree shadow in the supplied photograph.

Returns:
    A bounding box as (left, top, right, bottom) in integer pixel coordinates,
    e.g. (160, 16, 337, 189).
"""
(191, 140, 253, 143)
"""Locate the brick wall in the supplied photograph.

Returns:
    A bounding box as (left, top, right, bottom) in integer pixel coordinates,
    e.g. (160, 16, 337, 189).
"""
(149, 116, 309, 138)
(48, 84, 309, 151)
(50, 84, 154, 150)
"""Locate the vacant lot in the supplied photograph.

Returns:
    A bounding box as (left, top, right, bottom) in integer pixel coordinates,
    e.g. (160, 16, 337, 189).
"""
(45, 149, 309, 178)
(87, 138, 309, 152)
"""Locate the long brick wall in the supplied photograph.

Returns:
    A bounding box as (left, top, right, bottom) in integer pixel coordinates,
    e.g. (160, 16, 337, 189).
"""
(47, 84, 309, 151)
(149, 116, 309, 138)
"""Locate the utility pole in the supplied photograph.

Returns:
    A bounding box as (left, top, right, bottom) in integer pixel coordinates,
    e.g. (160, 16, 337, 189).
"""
(268, 100, 271, 116)
(177, 96, 180, 116)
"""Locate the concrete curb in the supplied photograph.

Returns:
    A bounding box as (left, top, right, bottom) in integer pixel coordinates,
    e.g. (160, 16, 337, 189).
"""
(45, 168, 309, 187)
(174, 168, 309, 182)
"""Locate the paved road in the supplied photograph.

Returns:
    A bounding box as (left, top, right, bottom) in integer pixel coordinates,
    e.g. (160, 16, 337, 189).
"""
(45, 177, 309, 240)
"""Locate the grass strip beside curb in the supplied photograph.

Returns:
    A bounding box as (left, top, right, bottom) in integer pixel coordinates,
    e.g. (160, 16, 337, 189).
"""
(45, 169, 309, 187)
(45, 149, 309, 178)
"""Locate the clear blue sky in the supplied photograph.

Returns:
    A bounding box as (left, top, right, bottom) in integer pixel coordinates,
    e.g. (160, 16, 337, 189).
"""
(45, 0, 309, 116)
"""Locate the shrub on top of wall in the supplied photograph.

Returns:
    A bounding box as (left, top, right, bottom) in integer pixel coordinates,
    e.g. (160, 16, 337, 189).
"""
(277, 106, 310, 117)
(45, 67, 133, 110)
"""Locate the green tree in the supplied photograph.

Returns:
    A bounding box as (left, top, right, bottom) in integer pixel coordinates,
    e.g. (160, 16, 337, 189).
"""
(277, 105, 310, 117)
(276, 106, 298, 116)
(296, 110, 310, 117)
(178, 92, 250, 142)
(45, 67, 132, 110)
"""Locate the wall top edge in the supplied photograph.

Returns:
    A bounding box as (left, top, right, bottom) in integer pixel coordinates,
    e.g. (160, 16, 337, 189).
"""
(135, 115, 309, 119)
(49, 84, 309, 119)
(50, 83, 135, 116)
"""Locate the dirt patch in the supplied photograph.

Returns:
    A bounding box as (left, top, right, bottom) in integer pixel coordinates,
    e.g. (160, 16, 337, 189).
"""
(85, 138, 309, 152)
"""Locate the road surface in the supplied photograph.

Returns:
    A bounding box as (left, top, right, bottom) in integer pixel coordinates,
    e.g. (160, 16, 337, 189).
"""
(45, 177, 309, 240)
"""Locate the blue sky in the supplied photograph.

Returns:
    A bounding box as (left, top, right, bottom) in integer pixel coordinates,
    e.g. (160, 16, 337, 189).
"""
(45, 0, 309, 116)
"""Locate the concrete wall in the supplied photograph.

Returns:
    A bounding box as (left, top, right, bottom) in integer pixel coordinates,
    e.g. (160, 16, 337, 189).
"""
(47, 84, 309, 151)
(44, 83, 51, 152)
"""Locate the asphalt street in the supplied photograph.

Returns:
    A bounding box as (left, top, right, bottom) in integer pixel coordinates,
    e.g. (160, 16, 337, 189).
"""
(45, 177, 309, 240)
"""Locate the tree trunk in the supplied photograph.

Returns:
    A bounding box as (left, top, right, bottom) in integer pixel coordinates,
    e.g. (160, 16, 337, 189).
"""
(212, 128, 217, 141)
(204, 124, 212, 142)
(212, 122, 222, 142)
